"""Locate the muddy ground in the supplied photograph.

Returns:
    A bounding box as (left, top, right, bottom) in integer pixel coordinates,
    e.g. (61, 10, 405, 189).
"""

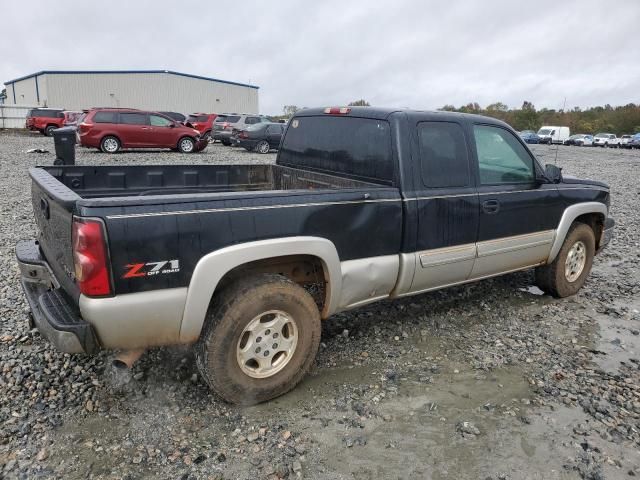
(0, 132, 639, 479)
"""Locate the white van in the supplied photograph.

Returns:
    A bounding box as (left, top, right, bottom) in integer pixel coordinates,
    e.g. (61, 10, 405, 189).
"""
(537, 126, 570, 144)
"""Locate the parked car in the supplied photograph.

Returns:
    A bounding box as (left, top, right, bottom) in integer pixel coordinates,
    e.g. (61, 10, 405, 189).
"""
(77, 108, 206, 153)
(629, 133, 640, 149)
(519, 130, 540, 144)
(233, 122, 285, 153)
(619, 134, 633, 149)
(213, 114, 272, 145)
(564, 134, 593, 146)
(62, 111, 85, 127)
(185, 113, 218, 140)
(159, 112, 186, 124)
(537, 126, 570, 144)
(593, 133, 619, 148)
(25, 108, 65, 136)
(17, 106, 614, 404)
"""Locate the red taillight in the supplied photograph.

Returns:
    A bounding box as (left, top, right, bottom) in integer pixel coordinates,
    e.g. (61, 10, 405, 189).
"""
(72, 218, 111, 297)
(78, 122, 92, 134)
(324, 107, 351, 115)
(238, 131, 248, 139)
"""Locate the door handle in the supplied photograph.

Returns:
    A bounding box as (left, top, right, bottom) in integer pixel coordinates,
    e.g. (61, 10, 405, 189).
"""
(482, 199, 500, 214)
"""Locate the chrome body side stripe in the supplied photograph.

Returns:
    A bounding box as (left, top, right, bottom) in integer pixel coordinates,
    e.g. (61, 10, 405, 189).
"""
(106, 198, 400, 219)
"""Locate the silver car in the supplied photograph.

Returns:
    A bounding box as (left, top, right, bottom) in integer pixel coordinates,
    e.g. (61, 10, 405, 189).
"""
(213, 114, 272, 145)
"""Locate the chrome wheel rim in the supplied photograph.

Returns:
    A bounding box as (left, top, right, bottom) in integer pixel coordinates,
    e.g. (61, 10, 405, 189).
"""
(257, 141, 270, 153)
(103, 138, 118, 152)
(236, 310, 298, 379)
(180, 138, 194, 152)
(565, 240, 586, 282)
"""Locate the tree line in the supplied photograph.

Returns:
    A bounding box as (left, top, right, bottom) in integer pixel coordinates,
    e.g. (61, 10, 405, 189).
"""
(276, 100, 640, 135)
(439, 101, 640, 135)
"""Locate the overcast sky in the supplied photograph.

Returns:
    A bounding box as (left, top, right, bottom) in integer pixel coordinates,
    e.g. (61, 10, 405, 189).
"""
(2, 0, 638, 115)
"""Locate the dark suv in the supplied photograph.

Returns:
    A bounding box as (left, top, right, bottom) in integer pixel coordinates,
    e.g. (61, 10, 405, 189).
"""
(213, 114, 272, 145)
(25, 109, 65, 136)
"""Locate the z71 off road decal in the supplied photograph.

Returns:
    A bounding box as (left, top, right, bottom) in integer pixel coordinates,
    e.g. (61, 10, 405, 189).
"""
(123, 260, 180, 279)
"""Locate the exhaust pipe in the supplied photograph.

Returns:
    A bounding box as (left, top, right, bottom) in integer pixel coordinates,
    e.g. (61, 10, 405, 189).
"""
(112, 349, 145, 369)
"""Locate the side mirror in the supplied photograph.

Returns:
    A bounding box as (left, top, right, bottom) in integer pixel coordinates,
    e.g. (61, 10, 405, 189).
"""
(169, 123, 176, 128)
(542, 164, 563, 184)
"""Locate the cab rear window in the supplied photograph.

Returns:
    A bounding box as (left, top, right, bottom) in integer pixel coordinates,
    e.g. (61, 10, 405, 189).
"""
(278, 116, 393, 183)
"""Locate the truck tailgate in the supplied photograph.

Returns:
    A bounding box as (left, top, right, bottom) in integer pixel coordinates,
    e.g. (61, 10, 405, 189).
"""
(30, 168, 80, 300)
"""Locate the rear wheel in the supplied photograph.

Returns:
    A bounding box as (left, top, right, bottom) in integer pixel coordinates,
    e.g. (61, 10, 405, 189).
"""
(178, 136, 195, 153)
(100, 136, 120, 153)
(45, 125, 57, 136)
(221, 139, 231, 146)
(202, 131, 211, 141)
(195, 274, 321, 404)
(535, 223, 595, 298)
(255, 140, 270, 154)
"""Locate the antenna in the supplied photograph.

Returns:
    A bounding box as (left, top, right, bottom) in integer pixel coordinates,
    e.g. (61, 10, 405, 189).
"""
(553, 96, 567, 165)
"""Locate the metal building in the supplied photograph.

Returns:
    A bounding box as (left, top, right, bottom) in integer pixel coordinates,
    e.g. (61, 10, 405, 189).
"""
(3, 70, 259, 114)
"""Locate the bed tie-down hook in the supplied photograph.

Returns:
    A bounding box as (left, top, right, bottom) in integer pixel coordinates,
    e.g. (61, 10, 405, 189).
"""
(363, 193, 371, 200)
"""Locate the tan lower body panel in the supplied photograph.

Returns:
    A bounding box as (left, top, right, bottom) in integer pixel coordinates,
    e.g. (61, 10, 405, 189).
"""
(338, 255, 399, 311)
(79, 287, 188, 349)
(470, 230, 554, 278)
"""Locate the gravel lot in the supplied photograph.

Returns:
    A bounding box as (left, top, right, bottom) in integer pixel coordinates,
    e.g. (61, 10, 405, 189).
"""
(0, 131, 639, 479)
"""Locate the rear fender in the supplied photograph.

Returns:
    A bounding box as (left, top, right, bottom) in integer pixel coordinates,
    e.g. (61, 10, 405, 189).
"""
(179, 237, 341, 343)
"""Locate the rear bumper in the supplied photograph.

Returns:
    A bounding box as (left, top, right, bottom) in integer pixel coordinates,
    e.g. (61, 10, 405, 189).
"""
(214, 130, 232, 140)
(16, 239, 99, 354)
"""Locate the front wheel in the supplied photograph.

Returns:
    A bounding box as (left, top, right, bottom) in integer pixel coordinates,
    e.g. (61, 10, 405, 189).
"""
(535, 223, 595, 297)
(178, 136, 195, 153)
(195, 274, 321, 404)
(255, 140, 270, 154)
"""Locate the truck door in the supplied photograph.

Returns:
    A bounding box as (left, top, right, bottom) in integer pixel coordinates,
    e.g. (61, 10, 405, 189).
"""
(406, 119, 480, 293)
(469, 123, 562, 279)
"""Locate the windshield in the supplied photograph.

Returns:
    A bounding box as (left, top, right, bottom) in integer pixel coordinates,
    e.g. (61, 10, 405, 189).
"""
(520, 130, 534, 135)
(537, 129, 551, 135)
(594, 133, 608, 138)
(568, 135, 581, 139)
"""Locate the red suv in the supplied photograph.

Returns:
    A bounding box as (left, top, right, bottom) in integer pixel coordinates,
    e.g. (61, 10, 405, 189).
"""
(78, 108, 207, 153)
(186, 113, 218, 140)
(25, 108, 65, 136)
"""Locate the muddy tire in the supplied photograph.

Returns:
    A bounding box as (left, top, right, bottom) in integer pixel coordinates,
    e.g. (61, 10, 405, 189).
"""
(195, 274, 321, 405)
(535, 223, 595, 298)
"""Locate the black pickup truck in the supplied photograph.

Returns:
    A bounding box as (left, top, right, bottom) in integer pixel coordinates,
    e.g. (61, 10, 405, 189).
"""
(17, 107, 614, 404)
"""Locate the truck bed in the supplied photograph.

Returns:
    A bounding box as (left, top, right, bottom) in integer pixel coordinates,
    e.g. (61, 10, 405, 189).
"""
(36, 164, 386, 199)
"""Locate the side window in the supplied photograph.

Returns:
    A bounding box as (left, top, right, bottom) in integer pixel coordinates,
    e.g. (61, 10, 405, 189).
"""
(473, 125, 534, 185)
(93, 111, 117, 123)
(418, 121, 470, 188)
(120, 113, 148, 125)
(246, 117, 260, 125)
(150, 115, 172, 127)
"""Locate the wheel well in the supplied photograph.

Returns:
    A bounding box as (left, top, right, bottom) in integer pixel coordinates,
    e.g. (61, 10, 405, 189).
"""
(215, 255, 328, 311)
(574, 213, 604, 249)
(101, 134, 120, 144)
